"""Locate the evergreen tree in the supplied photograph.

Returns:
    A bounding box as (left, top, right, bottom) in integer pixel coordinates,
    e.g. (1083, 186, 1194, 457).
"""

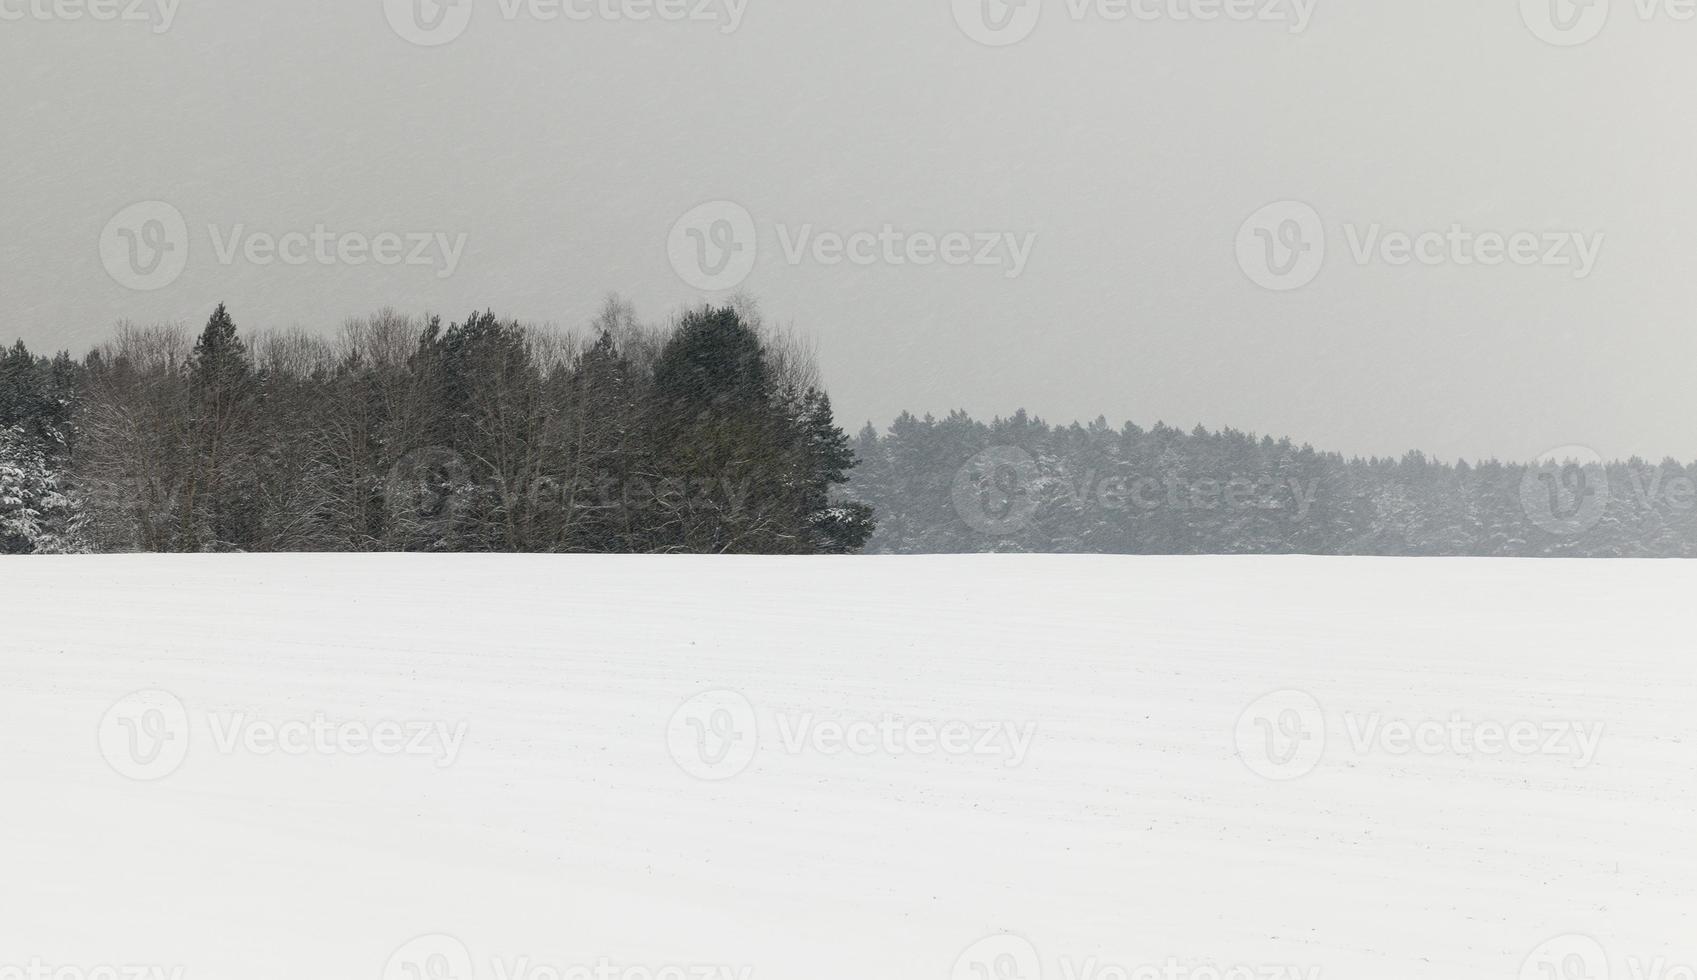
(793, 390, 875, 554)
(182, 303, 260, 551)
(0, 425, 87, 554)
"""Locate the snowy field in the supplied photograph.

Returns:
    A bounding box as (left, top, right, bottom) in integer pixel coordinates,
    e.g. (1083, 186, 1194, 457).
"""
(1, 556, 1693, 980)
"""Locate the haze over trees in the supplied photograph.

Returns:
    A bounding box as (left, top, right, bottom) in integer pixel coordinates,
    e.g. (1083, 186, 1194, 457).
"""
(849, 411, 1697, 557)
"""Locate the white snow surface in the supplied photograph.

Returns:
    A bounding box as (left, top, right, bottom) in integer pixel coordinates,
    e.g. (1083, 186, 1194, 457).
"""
(1, 556, 1693, 980)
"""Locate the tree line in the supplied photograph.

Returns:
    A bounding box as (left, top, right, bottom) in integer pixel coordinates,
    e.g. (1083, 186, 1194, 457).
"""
(848, 410, 1697, 557)
(8, 304, 1694, 558)
(0, 299, 874, 555)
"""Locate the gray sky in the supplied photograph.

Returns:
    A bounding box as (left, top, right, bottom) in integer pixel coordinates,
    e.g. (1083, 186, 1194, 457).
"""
(2, 0, 1692, 462)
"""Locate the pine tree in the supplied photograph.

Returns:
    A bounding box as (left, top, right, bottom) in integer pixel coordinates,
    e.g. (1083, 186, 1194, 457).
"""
(793, 389, 875, 554)
(652, 306, 771, 417)
(0, 425, 87, 554)
(183, 303, 259, 550)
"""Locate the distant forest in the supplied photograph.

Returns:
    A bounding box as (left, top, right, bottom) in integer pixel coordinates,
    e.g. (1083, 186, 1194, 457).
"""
(849, 412, 1694, 557)
(2, 302, 1689, 557)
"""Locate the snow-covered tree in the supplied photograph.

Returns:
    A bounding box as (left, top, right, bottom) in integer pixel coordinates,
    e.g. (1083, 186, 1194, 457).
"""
(0, 425, 88, 554)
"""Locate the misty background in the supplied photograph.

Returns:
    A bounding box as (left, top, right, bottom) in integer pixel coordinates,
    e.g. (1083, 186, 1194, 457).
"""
(2, 0, 1692, 463)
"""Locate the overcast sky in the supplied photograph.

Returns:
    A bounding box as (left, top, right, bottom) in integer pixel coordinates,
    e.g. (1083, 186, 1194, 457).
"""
(2, 0, 1693, 462)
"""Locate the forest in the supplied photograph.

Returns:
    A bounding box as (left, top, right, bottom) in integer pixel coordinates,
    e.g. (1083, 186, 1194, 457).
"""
(849, 411, 1695, 557)
(0, 300, 872, 555)
(3, 301, 1689, 557)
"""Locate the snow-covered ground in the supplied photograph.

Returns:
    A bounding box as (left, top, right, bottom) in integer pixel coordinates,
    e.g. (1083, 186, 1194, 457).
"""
(1, 556, 1692, 980)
